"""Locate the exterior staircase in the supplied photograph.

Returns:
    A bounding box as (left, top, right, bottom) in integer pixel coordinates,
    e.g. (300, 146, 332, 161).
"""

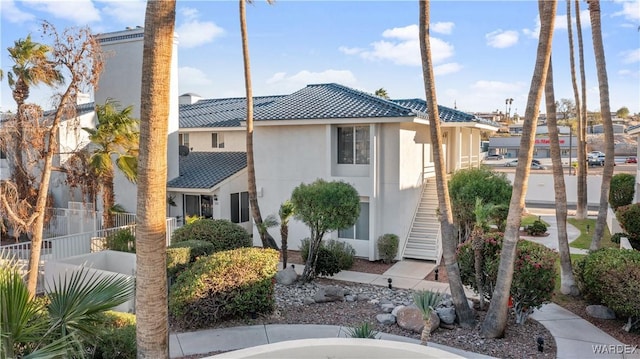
(402, 179, 440, 261)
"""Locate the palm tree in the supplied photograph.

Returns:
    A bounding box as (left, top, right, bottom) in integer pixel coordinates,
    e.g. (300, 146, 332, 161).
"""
(568, 0, 587, 219)
(7, 35, 63, 201)
(84, 100, 138, 228)
(418, 0, 475, 328)
(1, 257, 133, 358)
(374, 88, 389, 99)
(240, 0, 278, 250)
(279, 200, 295, 269)
(587, 0, 614, 250)
(544, 57, 579, 295)
(481, 0, 556, 338)
(574, 0, 589, 219)
(136, 1, 176, 357)
(413, 289, 443, 344)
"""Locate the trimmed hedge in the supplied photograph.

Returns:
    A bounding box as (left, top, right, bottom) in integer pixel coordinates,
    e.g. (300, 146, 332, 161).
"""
(169, 247, 279, 329)
(615, 203, 640, 243)
(300, 238, 355, 276)
(171, 219, 251, 252)
(377, 234, 399, 264)
(609, 173, 636, 211)
(167, 240, 215, 280)
(93, 311, 136, 359)
(575, 248, 640, 321)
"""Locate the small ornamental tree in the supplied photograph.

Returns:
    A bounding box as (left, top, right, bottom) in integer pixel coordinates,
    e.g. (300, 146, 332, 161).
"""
(290, 179, 359, 282)
(609, 173, 635, 211)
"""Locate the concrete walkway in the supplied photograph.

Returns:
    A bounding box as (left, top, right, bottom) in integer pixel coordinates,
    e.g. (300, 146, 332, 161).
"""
(170, 214, 639, 358)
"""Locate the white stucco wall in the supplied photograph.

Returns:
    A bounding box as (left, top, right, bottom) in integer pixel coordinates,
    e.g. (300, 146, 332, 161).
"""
(183, 130, 246, 152)
(253, 122, 425, 260)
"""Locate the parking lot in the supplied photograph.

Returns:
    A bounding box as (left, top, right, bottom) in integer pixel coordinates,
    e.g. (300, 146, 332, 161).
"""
(483, 157, 637, 175)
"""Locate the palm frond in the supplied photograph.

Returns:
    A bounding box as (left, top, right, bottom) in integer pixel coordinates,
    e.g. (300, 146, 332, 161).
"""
(413, 290, 443, 319)
(115, 155, 138, 183)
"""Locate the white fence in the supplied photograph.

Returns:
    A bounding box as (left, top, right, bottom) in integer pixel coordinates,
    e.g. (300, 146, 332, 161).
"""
(42, 208, 138, 239)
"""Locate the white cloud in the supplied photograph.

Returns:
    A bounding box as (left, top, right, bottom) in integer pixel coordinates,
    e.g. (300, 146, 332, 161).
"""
(98, 0, 146, 27)
(1, 0, 36, 23)
(22, 0, 101, 24)
(176, 20, 224, 48)
(266, 69, 357, 90)
(179, 66, 213, 93)
(621, 49, 640, 64)
(613, 0, 640, 21)
(485, 30, 519, 48)
(432, 22, 454, 35)
(179, 7, 199, 20)
(382, 24, 418, 40)
(434, 62, 462, 76)
(342, 24, 454, 67)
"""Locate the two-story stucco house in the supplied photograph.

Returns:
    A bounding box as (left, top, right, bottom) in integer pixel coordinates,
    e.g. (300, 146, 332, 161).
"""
(168, 83, 500, 261)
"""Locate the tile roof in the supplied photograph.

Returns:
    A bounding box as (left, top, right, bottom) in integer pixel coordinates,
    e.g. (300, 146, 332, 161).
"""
(179, 96, 284, 128)
(178, 83, 500, 128)
(166, 151, 247, 190)
(627, 124, 640, 135)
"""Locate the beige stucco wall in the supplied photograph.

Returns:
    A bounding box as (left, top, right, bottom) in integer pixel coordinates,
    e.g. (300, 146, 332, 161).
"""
(184, 130, 246, 152)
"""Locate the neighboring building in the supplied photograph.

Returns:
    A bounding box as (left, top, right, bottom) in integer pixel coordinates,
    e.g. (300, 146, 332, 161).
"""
(488, 135, 578, 159)
(169, 83, 500, 260)
(589, 123, 626, 134)
(627, 124, 640, 202)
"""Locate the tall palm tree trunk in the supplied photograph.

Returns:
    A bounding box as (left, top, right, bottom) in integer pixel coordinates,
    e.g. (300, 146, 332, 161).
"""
(587, 0, 614, 250)
(12, 81, 33, 202)
(481, 0, 556, 338)
(136, 1, 176, 357)
(574, 0, 589, 219)
(418, 0, 475, 328)
(544, 57, 579, 296)
(239, 0, 278, 250)
(102, 171, 115, 228)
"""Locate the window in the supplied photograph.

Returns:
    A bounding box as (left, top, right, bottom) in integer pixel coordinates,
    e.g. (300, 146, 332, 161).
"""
(183, 194, 213, 219)
(338, 126, 369, 164)
(212, 132, 225, 148)
(338, 202, 369, 240)
(179, 133, 190, 148)
(230, 191, 249, 223)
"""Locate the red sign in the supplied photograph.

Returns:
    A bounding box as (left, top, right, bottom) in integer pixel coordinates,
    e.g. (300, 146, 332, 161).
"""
(534, 138, 565, 144)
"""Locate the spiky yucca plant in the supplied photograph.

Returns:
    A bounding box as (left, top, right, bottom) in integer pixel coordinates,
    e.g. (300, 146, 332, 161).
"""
(413, 289, 443, 344)
(345, 322, 378, 339)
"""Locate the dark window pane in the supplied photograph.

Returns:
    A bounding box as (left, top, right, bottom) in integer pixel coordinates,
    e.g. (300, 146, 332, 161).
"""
(240, 192, 249, 222)
(337, 127, 354, 164)
(355, 202, 369, 240)
(355, 126, 370, 164)
(201, 195, 213, 219)
(338, 226, 354, 239)
(184, 195, 200, 218)
(230, 193, 240, 223)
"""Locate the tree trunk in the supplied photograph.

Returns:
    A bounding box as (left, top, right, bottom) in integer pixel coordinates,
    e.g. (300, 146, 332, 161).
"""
(587, 0, 614, 251)
(481, 0, 556, 338)
(300, 230, 323, 282)
(418, 0, 475, 328)
(544, 56, 579, 296)
(574, 0, 589, 219)
(471, 228, 485, 310)
(281, 224, 288, 269)
(420, 318, 432, 345)
(239, 0, 278, 250)
(136, 1, 176, 357)
(102, 170, 115, 228)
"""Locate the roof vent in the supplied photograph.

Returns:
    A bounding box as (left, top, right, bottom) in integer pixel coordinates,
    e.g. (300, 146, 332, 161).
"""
(179, 145, 190, 157)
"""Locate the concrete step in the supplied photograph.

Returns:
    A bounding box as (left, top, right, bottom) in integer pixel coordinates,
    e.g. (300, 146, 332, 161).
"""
(403, 248, 437, 261)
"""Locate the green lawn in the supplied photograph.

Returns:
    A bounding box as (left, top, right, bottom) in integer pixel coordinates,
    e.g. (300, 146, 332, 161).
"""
(567, 218, 616, 249)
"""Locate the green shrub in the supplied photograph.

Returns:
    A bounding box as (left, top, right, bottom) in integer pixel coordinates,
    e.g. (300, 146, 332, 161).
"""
(300, 238, 355, 276)
(609, 173, 636, 211)
(610, 232, 628, 244)
(169, 247, 279, 329)
(525, 220, 547, 236)
(575, 248, 640, 322)
(346, 322, 378, 339)
(171, 219, 251, 252)
(458, 233, 557, 324)
(377, 234, 399, 264)
(489, 204, 509, 232)
(615, 203, 640, 242)
(167, 240, 216, 281)
(92, 311, 136, 359)
(106, 229, 136, 253)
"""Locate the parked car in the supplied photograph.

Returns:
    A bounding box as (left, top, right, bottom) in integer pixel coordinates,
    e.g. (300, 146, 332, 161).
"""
(626, 156, 637, 164)
(485, 154, 504, 160)
(504, 159, 541, 167)
(587, 154, 605, 166)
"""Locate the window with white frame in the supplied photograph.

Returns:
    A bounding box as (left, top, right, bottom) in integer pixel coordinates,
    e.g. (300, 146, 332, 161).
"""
(230, 191, 249, 223)
(179, 133, 190, 148)
(337, 126, 369, 164)
(212, 132, 225, 149)
(338, 202, 369, 240)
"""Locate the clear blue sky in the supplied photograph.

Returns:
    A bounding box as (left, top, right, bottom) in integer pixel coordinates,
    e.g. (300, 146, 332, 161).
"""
(1, 0, 639, 116)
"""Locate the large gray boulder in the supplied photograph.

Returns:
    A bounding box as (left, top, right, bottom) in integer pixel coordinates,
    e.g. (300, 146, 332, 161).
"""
(395, 306, 439, 334)
(586, 305, 616, 320)
(435, 307, 456, 324)
(275, 266, 298, 285)
(313, 285, 346, 303)
(376, 313, 396, 325)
